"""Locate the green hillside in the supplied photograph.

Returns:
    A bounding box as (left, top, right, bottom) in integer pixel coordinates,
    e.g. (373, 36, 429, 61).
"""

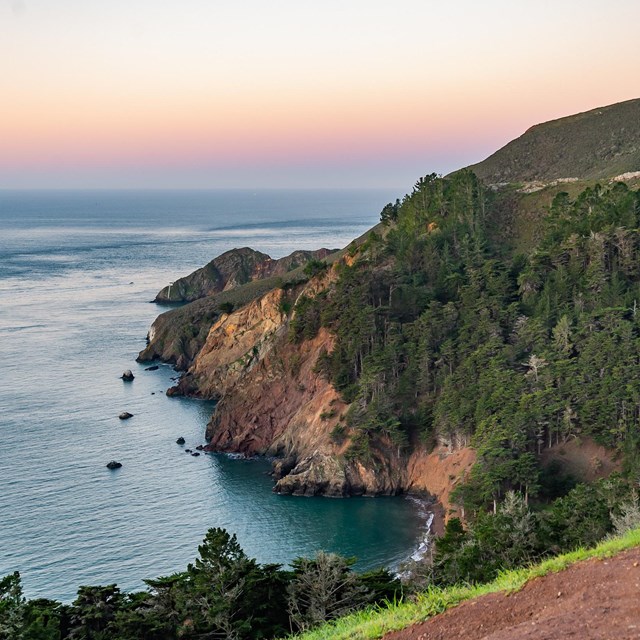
(291, 527, 640, 640)
(300, 172, 640, 517)
(468, 98, 640, 184)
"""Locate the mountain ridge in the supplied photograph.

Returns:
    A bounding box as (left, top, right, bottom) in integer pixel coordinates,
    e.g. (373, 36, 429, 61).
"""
(467, 97, 640, 184)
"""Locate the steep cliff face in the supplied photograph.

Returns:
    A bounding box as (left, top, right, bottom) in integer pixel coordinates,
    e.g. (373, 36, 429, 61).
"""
(137, 294, 222, 369)
(138, 267, 315, 369)
(141, 99, 638, 516)
(167, 265, 475, 503)
(154, 247, 335, 304)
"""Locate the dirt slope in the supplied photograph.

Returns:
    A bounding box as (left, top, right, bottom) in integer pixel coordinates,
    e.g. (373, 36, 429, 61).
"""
(385, 547, 640, 640)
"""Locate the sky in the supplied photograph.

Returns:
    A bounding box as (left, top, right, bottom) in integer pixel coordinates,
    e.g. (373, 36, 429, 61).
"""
(1, 0, 639, 189)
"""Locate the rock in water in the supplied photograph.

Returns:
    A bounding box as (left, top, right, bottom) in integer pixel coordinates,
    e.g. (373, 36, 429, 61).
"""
(145, 365, 159, 371)
(176, 437, 186, 445)
(191, 452, 200, 457)
(106, 460, 122, 469)
(121, 370, 135, 381)
(119, 412, 133, 420)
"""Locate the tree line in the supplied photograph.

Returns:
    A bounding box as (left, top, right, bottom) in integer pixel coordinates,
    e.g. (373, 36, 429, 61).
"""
(0, 528, 400, 639)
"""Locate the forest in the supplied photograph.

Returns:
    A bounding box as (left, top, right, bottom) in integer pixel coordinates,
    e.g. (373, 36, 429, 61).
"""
(294, 172, 640, 513)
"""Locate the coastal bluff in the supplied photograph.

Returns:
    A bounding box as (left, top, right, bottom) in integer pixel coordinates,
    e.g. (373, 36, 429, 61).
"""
(154, 246, 336, 303)
(143, 251, 475, 505)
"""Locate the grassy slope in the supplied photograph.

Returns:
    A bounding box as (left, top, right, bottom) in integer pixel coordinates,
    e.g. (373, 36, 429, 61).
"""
(467, 98, 640, 184)
(288, 528, 640, 640)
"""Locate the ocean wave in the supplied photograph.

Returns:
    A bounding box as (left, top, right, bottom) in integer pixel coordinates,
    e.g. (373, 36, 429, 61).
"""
(395, 495, 436, 579)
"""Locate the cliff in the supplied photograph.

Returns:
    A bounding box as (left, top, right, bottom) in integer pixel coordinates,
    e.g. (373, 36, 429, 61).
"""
(165, 260, 475, 504)
(154, 246, 336, 303)
(142, 99, 638, 515)
(138, 274, 288, 369)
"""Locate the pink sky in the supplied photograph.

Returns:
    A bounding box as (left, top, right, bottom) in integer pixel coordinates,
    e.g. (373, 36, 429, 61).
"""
(1, 0, 639, 188)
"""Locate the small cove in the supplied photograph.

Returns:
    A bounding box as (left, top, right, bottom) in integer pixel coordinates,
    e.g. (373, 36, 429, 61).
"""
(0, 189, 427, 601)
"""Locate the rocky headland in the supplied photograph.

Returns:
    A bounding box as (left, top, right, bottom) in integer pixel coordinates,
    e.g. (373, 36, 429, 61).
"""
(154, 247, 336, 304)
(140, 238, 476, 509)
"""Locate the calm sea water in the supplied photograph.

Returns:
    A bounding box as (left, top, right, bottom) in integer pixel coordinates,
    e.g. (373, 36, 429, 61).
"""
(0, 189, 428, 602)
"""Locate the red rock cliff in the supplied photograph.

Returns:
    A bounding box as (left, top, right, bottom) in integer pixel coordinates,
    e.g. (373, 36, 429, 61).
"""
(170, 265, 475, 504)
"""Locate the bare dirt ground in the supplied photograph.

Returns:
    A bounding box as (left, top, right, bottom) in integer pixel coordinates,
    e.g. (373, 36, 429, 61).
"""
(385, 547, 640, 640)
(540, 437, 621, 483)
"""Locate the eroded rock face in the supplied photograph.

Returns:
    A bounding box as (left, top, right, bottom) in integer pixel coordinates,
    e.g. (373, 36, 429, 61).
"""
(138, 247, 336, 370)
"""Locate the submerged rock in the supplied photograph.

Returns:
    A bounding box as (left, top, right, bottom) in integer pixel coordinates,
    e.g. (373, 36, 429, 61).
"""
(119, 412, 133, 420)
(176, 437, 186, 445)
(106, 460, 122, 469)
(121, 370, 135, 381)
(145, 365, 159, 371)
(191, 452, 201, 457)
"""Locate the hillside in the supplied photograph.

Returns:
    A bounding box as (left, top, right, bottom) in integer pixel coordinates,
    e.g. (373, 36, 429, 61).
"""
(386, 548, 639, 640)
(467, 97, 640, 184)
(292, 528, 640, 640)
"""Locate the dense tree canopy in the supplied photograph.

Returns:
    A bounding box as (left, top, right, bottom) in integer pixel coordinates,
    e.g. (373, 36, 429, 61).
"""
(296, 173, 640, 512)
(0, 529, 400, 640)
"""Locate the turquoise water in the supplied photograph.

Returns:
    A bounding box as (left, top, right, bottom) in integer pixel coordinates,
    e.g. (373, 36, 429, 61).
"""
(0, 189, 426, 602)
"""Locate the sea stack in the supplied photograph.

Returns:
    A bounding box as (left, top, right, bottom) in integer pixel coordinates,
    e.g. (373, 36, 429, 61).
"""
(121, 370, 135, 381)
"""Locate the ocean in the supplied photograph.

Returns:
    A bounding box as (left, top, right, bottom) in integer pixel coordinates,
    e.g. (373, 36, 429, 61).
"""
(0, 188, 427, 602)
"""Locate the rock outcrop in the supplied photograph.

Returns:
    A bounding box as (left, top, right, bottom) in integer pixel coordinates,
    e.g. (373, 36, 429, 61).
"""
(138, 247, 337, 370)
(154, 247, 336, 304)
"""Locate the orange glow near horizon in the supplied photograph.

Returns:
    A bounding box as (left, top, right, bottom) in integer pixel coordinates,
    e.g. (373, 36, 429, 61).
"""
(1, 0, 639, 187)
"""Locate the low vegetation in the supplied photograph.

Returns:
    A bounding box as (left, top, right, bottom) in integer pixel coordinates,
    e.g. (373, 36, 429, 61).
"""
(467, 97, 640, 183)
(292, 525, 640, 640)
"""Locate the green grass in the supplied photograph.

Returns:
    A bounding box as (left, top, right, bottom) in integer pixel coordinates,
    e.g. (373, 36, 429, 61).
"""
(466, 97, 640, 184)
(288, 528, 640, 640)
